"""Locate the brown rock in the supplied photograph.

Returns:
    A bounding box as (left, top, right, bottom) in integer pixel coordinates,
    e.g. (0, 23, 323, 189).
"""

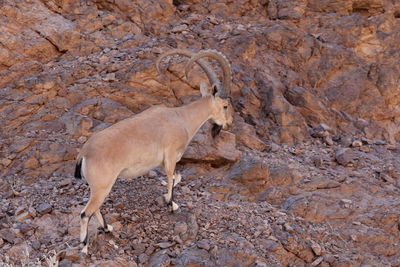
(24, 157, 39, 169)
(183, 123, 241, 165)
(6, 242, 32, 260)
(227, 155, 270, 187)
(352, 140, 362, 147)
(0, 229, 16, 244)
(148, 251, 170, 267)
(15, 211, 32, 222)
(335, 148, 355, 166)
(234, 121, 266, 151)
(36, 203, 52, 215)
(197, 239, 210, 251)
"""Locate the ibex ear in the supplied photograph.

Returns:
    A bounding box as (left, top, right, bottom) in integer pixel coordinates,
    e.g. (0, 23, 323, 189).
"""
(200, 81, 208, 98)
(211, 84, 218, 98)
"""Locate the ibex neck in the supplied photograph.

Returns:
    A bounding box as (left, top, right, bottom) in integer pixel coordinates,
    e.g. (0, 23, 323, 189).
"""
(178, 96, 212, 140)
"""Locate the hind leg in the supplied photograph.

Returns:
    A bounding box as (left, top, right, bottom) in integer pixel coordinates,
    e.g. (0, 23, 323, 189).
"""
(80, 186, 114, 254)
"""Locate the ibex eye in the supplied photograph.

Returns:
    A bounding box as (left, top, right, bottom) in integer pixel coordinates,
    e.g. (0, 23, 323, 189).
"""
(223, 106, 228, 109)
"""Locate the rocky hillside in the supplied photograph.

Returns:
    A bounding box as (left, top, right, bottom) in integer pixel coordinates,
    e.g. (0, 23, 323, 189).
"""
(0, 0, 399, 266)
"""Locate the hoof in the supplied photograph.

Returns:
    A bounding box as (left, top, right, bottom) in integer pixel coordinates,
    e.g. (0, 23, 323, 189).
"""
(80, 244, 88, 255)
(106, 224, 113, 233)
(98, 224, 113, 234)
(170, 201, 180, 213)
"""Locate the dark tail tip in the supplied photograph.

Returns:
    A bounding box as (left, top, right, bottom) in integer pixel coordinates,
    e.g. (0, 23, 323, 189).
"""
(74, 159, 82, 179)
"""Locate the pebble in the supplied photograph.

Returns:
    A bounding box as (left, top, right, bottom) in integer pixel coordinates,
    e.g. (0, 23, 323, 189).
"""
(340, 199, 352, 208)
(174, 221, 188, 236)
(148, 170, 157, 178)
(197, 239, 210, 251)
(0, 229, 16, 244)
(31, 239, 40, 250)
(36, 203, 52, 215)
(59, 259, 72, 267)
(64, 248, 80, 263)
(373, 140, 386, 145)
(311, 256, 323, 266)
(323, 135, 334, 146)
(352, 140, 362, 147)
(340, 135, 353, 147)
(132, 243, 146, 255)
(78, 136, 87, 144)
(28, 207, 37, 218)
(139, 253, 149, 264)
(335, 148, 355, 166)
(361, 137, 372, 145)
(59, 178, 72, 187)
(14, 206, 26, 216)
(269, 142, 280, 152)
(148, 251, 170, 267)
(157, 242, 174, 249)
(311, 241, 322, 256)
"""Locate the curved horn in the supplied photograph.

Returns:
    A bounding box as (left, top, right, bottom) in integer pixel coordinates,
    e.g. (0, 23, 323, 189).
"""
(156, 49, 219, 88)
(185, 50, 231, 98)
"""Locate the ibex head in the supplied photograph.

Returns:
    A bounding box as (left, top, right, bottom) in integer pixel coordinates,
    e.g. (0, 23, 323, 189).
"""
(157, 49, 233, 137)
(199, 82, 233, 137)
(185, 50, 233, 137)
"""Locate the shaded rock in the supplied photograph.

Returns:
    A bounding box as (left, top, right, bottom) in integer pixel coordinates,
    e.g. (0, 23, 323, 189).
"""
(0, 229, 17, 244)
(340, 135, 353, 147)
(227, 155, 270, 187)
(183, 123, 241, 166)
(6, 242, 32, 261)
(267, 142, 281, 152)
(59, 259, 72, 267)
(15, 211, 32, 222)
(233, 121, 266, 151)
(352, 140, 362, 147)
(184, 213, 199, 243)
(132, 243, 146, 256)
(335, 148, 355, 166)
(323, 135, 334, 146)
(176, 248, 212, 266)
(373, 140, 386, 145)
(269, 165, 303, 187)
(24, 157, 39, 170)
(197, 239, 211, 251)
(157, 242, 174, 249)
(174, 221, 188, 236)
(36, 203, 52, 215)
(311, 241, 322, 256)
(148, 250, 170, 267)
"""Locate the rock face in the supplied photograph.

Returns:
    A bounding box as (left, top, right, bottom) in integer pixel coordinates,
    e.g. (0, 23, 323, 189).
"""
(1, 0, 400, 266)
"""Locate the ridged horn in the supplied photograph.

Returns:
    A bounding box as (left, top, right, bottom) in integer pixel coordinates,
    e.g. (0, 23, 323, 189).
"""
(156, 49, 219, 89)
(185, 50, 231, 98)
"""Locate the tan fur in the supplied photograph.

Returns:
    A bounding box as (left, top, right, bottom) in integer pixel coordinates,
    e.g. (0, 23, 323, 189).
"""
(78, 96, 232, 183)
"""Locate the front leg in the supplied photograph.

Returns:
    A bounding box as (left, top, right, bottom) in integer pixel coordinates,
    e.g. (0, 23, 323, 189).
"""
(163, 153, 180, 213)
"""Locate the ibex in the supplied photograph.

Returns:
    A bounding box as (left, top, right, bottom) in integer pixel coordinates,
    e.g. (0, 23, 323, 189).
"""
(74, 49, 233, 254)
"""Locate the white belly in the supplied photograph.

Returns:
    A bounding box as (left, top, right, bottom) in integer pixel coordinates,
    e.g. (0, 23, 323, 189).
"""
(118, 167, 148, 180)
